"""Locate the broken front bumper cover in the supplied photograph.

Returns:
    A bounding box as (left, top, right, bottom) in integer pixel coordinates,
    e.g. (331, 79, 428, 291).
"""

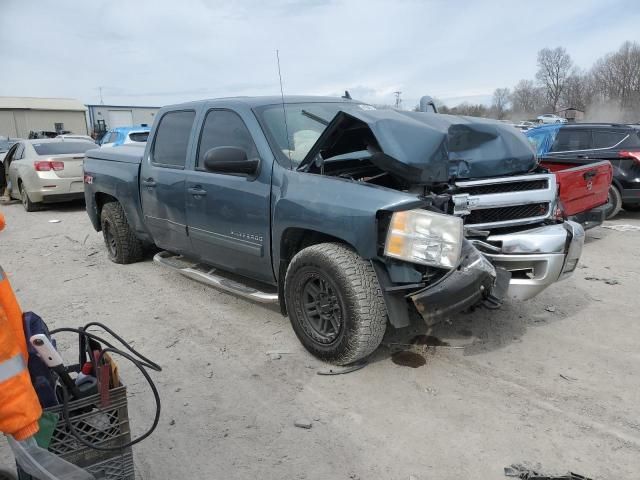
(409, 241, 511, 324)
(476, 221, 585, 301)
(408, 221, 584, 324)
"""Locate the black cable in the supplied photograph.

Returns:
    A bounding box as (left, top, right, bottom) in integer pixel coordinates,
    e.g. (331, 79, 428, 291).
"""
(51, 323, 161, 371)
(49, 323, 162, 451)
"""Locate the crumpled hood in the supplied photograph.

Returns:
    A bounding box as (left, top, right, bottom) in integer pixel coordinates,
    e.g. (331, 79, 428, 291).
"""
(299, 109, 538, 184)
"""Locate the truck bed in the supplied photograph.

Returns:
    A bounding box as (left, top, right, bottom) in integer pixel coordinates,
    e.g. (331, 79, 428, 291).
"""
(86, 144, 145, 164)
(83, 145, 149, 241)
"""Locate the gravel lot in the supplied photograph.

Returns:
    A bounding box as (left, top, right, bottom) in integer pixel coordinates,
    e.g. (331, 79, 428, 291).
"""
(1, 201, 640, 479)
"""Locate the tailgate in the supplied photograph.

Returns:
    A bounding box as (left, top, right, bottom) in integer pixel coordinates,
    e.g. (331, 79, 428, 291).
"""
(541, 160, 612, 216)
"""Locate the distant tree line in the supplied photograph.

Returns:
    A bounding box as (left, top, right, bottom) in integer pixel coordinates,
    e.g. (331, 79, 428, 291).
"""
(435, 41, 640, 122)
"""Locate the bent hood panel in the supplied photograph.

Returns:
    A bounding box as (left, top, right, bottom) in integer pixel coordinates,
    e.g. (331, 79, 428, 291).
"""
(300, 109, 538, 184)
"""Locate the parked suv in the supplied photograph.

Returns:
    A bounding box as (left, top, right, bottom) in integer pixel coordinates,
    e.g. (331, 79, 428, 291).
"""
(99, 125, 150, 148)
(527, 123, 640, 218)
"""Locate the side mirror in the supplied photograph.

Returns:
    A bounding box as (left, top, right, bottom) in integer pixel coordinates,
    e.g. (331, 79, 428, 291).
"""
(203, 146, 259, 176)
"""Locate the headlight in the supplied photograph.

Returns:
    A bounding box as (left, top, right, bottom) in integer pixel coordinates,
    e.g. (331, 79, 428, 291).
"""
(384, 209, 463, 269)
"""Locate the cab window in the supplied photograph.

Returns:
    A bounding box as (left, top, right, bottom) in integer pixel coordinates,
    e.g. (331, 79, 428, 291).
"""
(152, 110, 196, 168)
(196, 110, 258, 169)
(100, 131, 114, 145)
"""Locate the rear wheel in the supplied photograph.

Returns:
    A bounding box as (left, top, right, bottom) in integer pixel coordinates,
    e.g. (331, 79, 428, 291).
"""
(604, 185, 622, 219)
(100, 202, 144, 264)
(285, 242, 387, 365)
(19, 181, 39, 212)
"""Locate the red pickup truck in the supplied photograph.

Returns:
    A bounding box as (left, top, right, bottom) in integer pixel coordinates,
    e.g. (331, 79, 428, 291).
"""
(542, 160, 613, 229)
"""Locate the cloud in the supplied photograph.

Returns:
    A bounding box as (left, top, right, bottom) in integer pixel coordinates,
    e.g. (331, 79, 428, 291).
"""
(0, 0, 638, 108)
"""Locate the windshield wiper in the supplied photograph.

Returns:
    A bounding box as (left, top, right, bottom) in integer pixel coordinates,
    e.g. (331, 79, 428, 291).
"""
(301, 110, 330, 126)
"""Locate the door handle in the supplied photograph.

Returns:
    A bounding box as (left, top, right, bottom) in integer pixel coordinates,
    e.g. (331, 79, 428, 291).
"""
(577, 154, 589, 159)
(142, 178, 156, 187)
(188, 187, 207, 196)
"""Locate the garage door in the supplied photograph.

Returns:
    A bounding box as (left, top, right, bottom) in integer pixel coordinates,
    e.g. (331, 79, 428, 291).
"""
(108, 110, 133, 128)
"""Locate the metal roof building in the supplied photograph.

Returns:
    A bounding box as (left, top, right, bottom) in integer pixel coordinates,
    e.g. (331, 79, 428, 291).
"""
(0, 96, 89, 138)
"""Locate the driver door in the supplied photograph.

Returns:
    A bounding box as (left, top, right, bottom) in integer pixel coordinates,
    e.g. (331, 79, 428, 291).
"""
(185, 109, 274, 283)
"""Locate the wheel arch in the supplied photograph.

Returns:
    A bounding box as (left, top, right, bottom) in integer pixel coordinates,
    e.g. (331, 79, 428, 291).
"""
(610, 177, 624, 193)
(277, 227, 355, 316)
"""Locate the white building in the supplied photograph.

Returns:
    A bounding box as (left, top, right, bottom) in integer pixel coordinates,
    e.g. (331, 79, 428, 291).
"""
(86, 104, 159, 136)
(0, 97, 88, 138)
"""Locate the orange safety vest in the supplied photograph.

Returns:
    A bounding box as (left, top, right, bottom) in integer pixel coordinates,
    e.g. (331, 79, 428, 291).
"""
(0, 212, 42, 440)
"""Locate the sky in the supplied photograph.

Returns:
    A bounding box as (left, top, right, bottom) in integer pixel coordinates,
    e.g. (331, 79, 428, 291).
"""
(1, 0, 638, 109)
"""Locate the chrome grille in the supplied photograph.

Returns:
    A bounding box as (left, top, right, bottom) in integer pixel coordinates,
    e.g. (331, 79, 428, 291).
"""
(461, 179, 548, 195)
(465, 203, 550, 225)
(453, 174, 556, 229)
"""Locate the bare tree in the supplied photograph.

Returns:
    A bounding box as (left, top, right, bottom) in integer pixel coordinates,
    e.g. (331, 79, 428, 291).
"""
(491, 88, 511, 119)
(561, 70, 590, 110)
(536, 47, 573, 111)
(449, 102, 488, 117)
(511, 79, 543, 115)
(591, 41, 640, 110)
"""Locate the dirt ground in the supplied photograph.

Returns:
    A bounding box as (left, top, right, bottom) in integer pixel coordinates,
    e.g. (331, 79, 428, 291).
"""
(1, 200, 639, 479)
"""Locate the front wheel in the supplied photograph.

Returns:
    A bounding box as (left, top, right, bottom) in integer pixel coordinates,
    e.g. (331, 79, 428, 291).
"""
(100, 202, 144, 264)
(285, 242, 388, 365)
(604, 185, 622, 220)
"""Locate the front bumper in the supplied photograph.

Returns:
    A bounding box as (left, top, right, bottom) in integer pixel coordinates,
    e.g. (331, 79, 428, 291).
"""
(410, 241, 511, 324)
(477, 221, 584, 300)
(408, 221, 584, 324)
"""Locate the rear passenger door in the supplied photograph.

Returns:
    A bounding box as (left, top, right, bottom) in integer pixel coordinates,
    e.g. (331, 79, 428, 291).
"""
(546, 128, 593, 162)
(185, 109, 274, 283)
(140, 110, 196, 255)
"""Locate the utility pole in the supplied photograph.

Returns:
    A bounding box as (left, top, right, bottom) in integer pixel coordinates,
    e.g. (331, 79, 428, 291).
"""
(98, 86, 104, 105)
(394, 91, 402, 109)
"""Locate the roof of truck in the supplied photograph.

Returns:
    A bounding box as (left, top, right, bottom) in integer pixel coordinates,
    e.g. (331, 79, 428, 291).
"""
(163, 95, 359, 109)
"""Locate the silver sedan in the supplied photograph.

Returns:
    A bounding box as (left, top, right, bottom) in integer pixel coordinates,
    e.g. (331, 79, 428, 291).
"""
(3, 139, 96, 211)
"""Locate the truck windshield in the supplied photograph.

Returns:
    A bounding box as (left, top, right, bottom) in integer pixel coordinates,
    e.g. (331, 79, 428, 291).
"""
(255, 102, 373, 166)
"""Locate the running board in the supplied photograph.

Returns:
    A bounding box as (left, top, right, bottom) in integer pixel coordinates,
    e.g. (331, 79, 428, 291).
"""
(153, 251, 279, 304)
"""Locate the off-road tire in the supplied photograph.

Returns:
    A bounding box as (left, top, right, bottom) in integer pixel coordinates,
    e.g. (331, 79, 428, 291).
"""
(19, 181, 39, 212)
(285, 242, 387, 365)
(100, 201, 144, 264)
(605, 185, 622, 220)
(0, 468, 17, 480)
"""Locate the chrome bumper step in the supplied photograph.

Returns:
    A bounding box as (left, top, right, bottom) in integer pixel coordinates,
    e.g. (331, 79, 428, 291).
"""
(153, 251, 279, 304)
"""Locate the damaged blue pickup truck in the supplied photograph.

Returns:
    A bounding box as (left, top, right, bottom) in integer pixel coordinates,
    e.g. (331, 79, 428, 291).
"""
(84, 96, 584, 364)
